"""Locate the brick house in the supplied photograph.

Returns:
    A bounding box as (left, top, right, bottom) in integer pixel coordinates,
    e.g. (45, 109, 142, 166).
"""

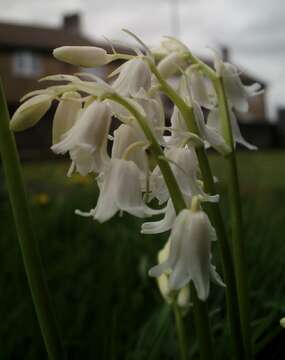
(0, 14, 129, 159)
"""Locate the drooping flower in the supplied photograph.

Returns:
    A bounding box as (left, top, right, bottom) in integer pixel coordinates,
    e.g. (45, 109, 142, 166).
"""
(151, 37, 189, 59)
(112, 123, 148, 173)
(134, 91, 165, 145)
(149, 147, 219, 205)
(207, 107, 257, 150)
(185, 66, 216, 109)
(52, 91, 82, 144)
(76, 158, 163, 223)
(165, 106, 188, 147)
(149, 207, 222, 301)
(213, 51, 263, 113)
(193, 101, 231, 155)
(53, 46, 113, 67)
(168, 76, 230, 155)
(51, 100, 111, 176)
(157, 52, 186, 79)
(10, 94, 53, 131)
(111, 57, 152, 97)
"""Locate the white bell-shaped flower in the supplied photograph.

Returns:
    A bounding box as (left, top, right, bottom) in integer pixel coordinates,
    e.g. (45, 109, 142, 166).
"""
(169, 146, 218, 204)
(10, 94, 53, 131)
(52, 91, 82, 144)
(186, 67, 216, 109)
(80, 158, 163, 223)
(112, 124, 148, 173)
(112, 57, 151, 97)
(150, 147, 219, 204)
(165, 106, 188, 147)
(207, 108, 257, 150)
(213, 52, 262, 113)
(157, 52, 186, 79)
(51, 100, 111, 176)
(152, 37, 189, 58)
(193, 101, 231, 155)
(149, 207, 221, 301)
(168, 77, 230, 155)
(53, 46, 112, 67)
(134, 91, 165, 145)
(148, 164, 170, 205)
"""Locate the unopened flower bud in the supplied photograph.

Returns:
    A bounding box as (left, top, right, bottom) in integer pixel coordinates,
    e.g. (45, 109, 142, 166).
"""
(10, 94, 53, 132)
(53, 46, 112, 67)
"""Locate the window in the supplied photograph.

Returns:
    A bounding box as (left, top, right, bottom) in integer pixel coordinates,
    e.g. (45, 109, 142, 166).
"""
(13, 51, 43, 78)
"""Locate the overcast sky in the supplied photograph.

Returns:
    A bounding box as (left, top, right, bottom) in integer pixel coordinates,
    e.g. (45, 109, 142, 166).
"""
(0, 0, 284, 119)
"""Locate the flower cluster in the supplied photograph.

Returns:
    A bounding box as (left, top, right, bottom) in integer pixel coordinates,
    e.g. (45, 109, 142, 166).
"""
(10, 34, 260, 303)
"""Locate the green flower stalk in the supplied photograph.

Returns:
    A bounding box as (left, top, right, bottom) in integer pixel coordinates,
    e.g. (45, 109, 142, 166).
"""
(214, 76, 252, 359)
(0, 80, 65, 360)
(183, 47, 257, 359)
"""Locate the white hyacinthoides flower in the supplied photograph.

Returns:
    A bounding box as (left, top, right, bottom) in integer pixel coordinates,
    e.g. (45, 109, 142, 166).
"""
(51, 100, 111, 176)
(212, 50, 263, 113)
(76, 158, 163, 223)
(149, 146, 219, 205)
(149, 202, 223, 301)
(111, 57, 152, 97)
(207, 108, 257, 150)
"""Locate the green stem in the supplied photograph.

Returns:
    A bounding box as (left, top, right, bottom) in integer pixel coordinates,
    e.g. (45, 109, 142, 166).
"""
(108, 92, 214, 360)
(214, 78, 252, 359)
(0, 80, 65, 360)
(150, 65, 245, 359)
(196, 148, 246, 360)
(191, 285, 214, 360)
(173, 300, 188, 360)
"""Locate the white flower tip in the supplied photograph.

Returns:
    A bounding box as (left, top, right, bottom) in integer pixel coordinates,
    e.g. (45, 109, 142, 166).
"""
(246, 143, 258, 151)
(53, 46, 110, 67)
(75, 209, 94, 217)
(196, 286, 209, 302)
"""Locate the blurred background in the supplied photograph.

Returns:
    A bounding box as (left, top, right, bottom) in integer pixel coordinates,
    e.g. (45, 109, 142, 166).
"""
(0, 1, 284, 359)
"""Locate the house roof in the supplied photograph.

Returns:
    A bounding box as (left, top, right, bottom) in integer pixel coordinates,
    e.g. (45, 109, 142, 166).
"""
(0, 21, 131, 54)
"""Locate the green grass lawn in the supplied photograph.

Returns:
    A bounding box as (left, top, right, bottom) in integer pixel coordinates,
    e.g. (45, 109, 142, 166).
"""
(0, 150, 284, 359)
